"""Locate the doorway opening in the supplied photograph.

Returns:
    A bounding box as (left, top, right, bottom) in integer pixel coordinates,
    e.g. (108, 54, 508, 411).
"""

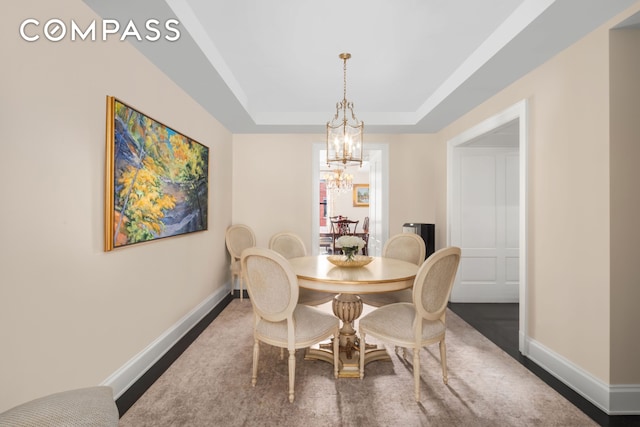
(311, 143, 389, 257)
(446, 100, 529, 355)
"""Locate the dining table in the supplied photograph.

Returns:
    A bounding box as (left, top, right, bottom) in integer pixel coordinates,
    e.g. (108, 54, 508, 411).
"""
(288, 255, 419, 377)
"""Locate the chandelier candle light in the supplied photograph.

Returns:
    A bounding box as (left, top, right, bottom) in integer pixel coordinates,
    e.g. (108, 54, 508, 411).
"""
(326, 53, 364, 168)
(324, 168, 353, 193)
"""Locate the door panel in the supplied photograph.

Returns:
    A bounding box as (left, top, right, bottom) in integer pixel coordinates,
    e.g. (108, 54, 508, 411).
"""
(451, 147, 519, 302)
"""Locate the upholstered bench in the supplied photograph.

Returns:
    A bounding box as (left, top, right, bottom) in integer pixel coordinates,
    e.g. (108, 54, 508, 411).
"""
(0, 386, 119, 426)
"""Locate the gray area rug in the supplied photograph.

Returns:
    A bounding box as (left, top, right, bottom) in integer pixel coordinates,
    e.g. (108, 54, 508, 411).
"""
(120, 299, 596, 426)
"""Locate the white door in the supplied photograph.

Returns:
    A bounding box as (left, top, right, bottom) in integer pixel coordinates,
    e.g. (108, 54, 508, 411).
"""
(450, 146, 519, 302)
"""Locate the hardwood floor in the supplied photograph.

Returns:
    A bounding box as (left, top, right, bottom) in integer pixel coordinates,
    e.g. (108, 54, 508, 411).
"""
(448, 303, 640, 427)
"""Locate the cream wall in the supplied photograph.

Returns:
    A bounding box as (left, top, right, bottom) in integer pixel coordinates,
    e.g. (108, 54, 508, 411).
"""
(609, 28, 640, 384)
(0, 0, 232, 411)
(232, 134, 440, 253)
(437, 3, 640, 385)
(387, 134, 440, 240)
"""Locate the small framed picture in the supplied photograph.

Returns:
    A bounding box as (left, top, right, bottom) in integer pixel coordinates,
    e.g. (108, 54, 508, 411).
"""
(353, 184, 369, 207)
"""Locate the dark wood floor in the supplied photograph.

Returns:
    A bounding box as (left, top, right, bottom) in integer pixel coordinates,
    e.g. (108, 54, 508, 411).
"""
(448, 303, 640, 427)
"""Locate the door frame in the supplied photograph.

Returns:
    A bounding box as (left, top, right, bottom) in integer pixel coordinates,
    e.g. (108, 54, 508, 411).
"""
(446, 99, 529, 355)
(311, 143, 389, 257)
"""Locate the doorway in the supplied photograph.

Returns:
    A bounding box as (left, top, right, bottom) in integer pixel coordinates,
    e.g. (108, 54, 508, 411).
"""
(311, 143, 389, 257)
(447, 100, 529, 355)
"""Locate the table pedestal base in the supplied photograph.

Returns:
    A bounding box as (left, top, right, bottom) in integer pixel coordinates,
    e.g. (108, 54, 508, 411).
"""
(304, 293, 390, 378)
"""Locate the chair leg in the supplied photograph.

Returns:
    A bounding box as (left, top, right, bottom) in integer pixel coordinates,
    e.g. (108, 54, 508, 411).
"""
(439, 339, 448, 385)
(333, 331, 339, 379)
(230, 270, 236, 297)
(413, 347, 420, 401)
(359, 331, 366, 379)
(251, 339, 259, 386)
(288, 349, 295, 403)
(239, 272, 244, 301)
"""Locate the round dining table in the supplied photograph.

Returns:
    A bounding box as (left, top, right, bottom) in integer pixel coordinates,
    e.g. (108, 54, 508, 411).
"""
(288, 255, 419, 378)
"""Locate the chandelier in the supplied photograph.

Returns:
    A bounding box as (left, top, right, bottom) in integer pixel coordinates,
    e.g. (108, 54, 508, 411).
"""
(324, 168, 353, 193)
(326, 53, 364, 168)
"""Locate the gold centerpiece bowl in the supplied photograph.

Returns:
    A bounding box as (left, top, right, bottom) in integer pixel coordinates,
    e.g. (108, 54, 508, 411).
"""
(327, 255, 373, 268)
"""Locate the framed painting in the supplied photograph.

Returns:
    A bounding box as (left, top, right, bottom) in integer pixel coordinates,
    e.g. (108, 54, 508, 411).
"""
(353, 184, 369, 207)
(104, 96, 209, 251)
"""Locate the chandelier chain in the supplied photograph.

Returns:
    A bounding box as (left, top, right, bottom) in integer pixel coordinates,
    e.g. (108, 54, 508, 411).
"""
(343, 55, 347, 105)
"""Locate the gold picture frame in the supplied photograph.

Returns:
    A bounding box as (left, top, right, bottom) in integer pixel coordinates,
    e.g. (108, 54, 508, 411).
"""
(104, 96, 209, 251)
(353, 184, 369, 207)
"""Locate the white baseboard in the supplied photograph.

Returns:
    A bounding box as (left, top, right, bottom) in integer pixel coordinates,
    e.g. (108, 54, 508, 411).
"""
(526, 336, 640, 415)
(610, 384, 640, 415)
(101, 285, 230, 399)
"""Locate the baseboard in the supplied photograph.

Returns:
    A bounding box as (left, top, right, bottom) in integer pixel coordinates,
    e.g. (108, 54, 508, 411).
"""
(610, 384, 640, 415)
(101, 286, 232, 414)
(526, 336, 640, 415)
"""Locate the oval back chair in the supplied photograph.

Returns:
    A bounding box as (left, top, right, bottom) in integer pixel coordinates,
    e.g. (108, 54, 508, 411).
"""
(225, 224, 256, 300)
(360, 233, 426, 307)
(268, 232, 335, 306)
(359, 246, 461, 401)
(241, 247, 339, 402)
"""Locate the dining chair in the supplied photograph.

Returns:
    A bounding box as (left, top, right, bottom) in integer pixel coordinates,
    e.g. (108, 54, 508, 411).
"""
(361, 216, 370, 255)
(225, 224, 256, 300)
(360, 233, 426, 307)
(0, 386, 119, 426)
(241, 247, 340, 403)
(358, 246, 461, 401)
(269, 232, 336, 306)
(330, 218, 359, 254)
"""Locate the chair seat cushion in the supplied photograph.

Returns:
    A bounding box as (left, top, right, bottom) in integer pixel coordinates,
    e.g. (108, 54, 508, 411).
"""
(0, 386, 119, 426)
(256, 305, 339, 348)
(359, 303, 445, 346)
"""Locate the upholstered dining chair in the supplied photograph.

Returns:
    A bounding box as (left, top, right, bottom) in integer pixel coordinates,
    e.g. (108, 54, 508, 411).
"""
(358, 246, 461, 401)
(360, 233, 426, 307)
(0, 386, 119, 426)
(269, 232, 336, 306)
(241, 247, 340, 403)
(225, 224, 256, 300)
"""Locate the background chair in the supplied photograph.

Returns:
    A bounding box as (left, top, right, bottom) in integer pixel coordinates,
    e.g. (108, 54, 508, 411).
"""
(269, 232, 336, 306)
(361, 216, 370, 255)
(330, 218, 359, 254)
(360, 233, 426, 307)
(241, 247, 339, 403)
(225, 224, 256, 300)
(359, 246, 461, 401)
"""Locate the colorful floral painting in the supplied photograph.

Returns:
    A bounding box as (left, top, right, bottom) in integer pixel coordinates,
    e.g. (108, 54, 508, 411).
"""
(105, 97, 209, 250)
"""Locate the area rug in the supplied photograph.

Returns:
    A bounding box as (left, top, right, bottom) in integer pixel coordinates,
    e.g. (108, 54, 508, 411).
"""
(119, 299, 596, 426)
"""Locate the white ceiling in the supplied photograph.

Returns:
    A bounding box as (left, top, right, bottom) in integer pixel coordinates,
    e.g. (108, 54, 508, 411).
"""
(84, 0, 639, 134)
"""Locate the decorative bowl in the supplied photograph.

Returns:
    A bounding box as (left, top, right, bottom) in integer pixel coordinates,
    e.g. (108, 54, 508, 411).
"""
(327, 255, 373, 268)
